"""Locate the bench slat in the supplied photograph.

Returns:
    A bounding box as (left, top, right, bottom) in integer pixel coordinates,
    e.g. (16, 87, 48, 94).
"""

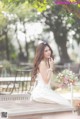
(0, 100, 73, 117)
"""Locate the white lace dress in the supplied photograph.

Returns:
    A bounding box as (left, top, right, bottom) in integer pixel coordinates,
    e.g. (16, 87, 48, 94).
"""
(30, 73, 71, 106)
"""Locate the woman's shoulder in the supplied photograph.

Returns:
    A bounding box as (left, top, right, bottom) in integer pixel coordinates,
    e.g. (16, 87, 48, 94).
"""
(39, 60, 45, 66)
(40, 60, 45, 64)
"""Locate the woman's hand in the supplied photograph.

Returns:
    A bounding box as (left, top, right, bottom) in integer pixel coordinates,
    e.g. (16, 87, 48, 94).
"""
(49, 57, 54, 69)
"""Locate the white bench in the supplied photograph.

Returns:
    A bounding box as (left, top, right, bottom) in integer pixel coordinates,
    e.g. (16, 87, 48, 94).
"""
(0, 94, 30, 101)
(0, 100, 74, 119)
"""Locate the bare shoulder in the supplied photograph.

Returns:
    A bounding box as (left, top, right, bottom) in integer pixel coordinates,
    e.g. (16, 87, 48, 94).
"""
(39, 60, 46, 67)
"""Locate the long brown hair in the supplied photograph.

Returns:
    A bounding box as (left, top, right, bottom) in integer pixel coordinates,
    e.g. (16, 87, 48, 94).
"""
(31, 42, 54, 82)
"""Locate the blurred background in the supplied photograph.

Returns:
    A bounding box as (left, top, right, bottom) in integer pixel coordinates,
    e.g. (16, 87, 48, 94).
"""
(0, 0, 80, 77)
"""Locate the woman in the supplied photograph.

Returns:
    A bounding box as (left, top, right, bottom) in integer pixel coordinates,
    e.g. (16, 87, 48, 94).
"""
(30, 42, 71, 106)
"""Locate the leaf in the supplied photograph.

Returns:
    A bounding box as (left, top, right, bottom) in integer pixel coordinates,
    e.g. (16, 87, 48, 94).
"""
(32, 0, 47, 12)
(78, 4, 80, 7)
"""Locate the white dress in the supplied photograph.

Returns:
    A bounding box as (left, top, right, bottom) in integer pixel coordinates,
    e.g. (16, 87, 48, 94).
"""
(30, 73, 71, 106)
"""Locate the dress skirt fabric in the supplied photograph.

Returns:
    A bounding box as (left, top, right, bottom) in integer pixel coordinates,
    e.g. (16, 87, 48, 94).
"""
(30, 73, 71, 106)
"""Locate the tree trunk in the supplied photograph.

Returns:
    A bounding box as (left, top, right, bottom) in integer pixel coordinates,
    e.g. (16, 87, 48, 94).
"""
(42, 7, 72, 64)
(54, 31, 71, 64)
(23, 21, 29, 62)
(25, 41, 29, 62)
(4, 27, 10, 60)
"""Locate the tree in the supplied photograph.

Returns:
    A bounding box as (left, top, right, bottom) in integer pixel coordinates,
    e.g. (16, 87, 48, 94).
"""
(0, 2, 11, 60)
(0, 0, 80, 63)
(1, 0, 80, 19)
(33, 3, 80, 64)
(0, 1, 35, 61)
(28, 0, 80, 18)
(39, 6, 72, 63)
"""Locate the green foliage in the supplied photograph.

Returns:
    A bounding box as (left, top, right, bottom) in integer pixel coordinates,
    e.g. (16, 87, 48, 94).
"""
(32, 0, 47, 12)
(2, 60, 12, 69)
(11, 2, 31, 20)
(29, 0, 54, 12)
(2, 0, 26, 5)
(66, 16, 75, 24)
(2, 0, 52, 12)
(1, 0, 80, 16)
(0, 0, 34, 24)
(0, 1, 8, 28)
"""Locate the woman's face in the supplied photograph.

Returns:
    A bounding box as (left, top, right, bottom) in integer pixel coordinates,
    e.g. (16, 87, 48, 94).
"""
(43, 46, 51, 59)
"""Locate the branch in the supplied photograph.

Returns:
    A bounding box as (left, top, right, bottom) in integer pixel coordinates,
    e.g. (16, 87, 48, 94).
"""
(62, 5, 80, 19)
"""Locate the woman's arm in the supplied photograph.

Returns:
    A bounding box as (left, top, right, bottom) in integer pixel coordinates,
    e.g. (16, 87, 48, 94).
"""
(39, 61, 53, 84)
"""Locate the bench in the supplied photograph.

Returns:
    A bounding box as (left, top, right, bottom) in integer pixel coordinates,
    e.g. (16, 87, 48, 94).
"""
(0, 100, 74, 119)
(0, 93, 30, 101)
(0, 86, 80, 118)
